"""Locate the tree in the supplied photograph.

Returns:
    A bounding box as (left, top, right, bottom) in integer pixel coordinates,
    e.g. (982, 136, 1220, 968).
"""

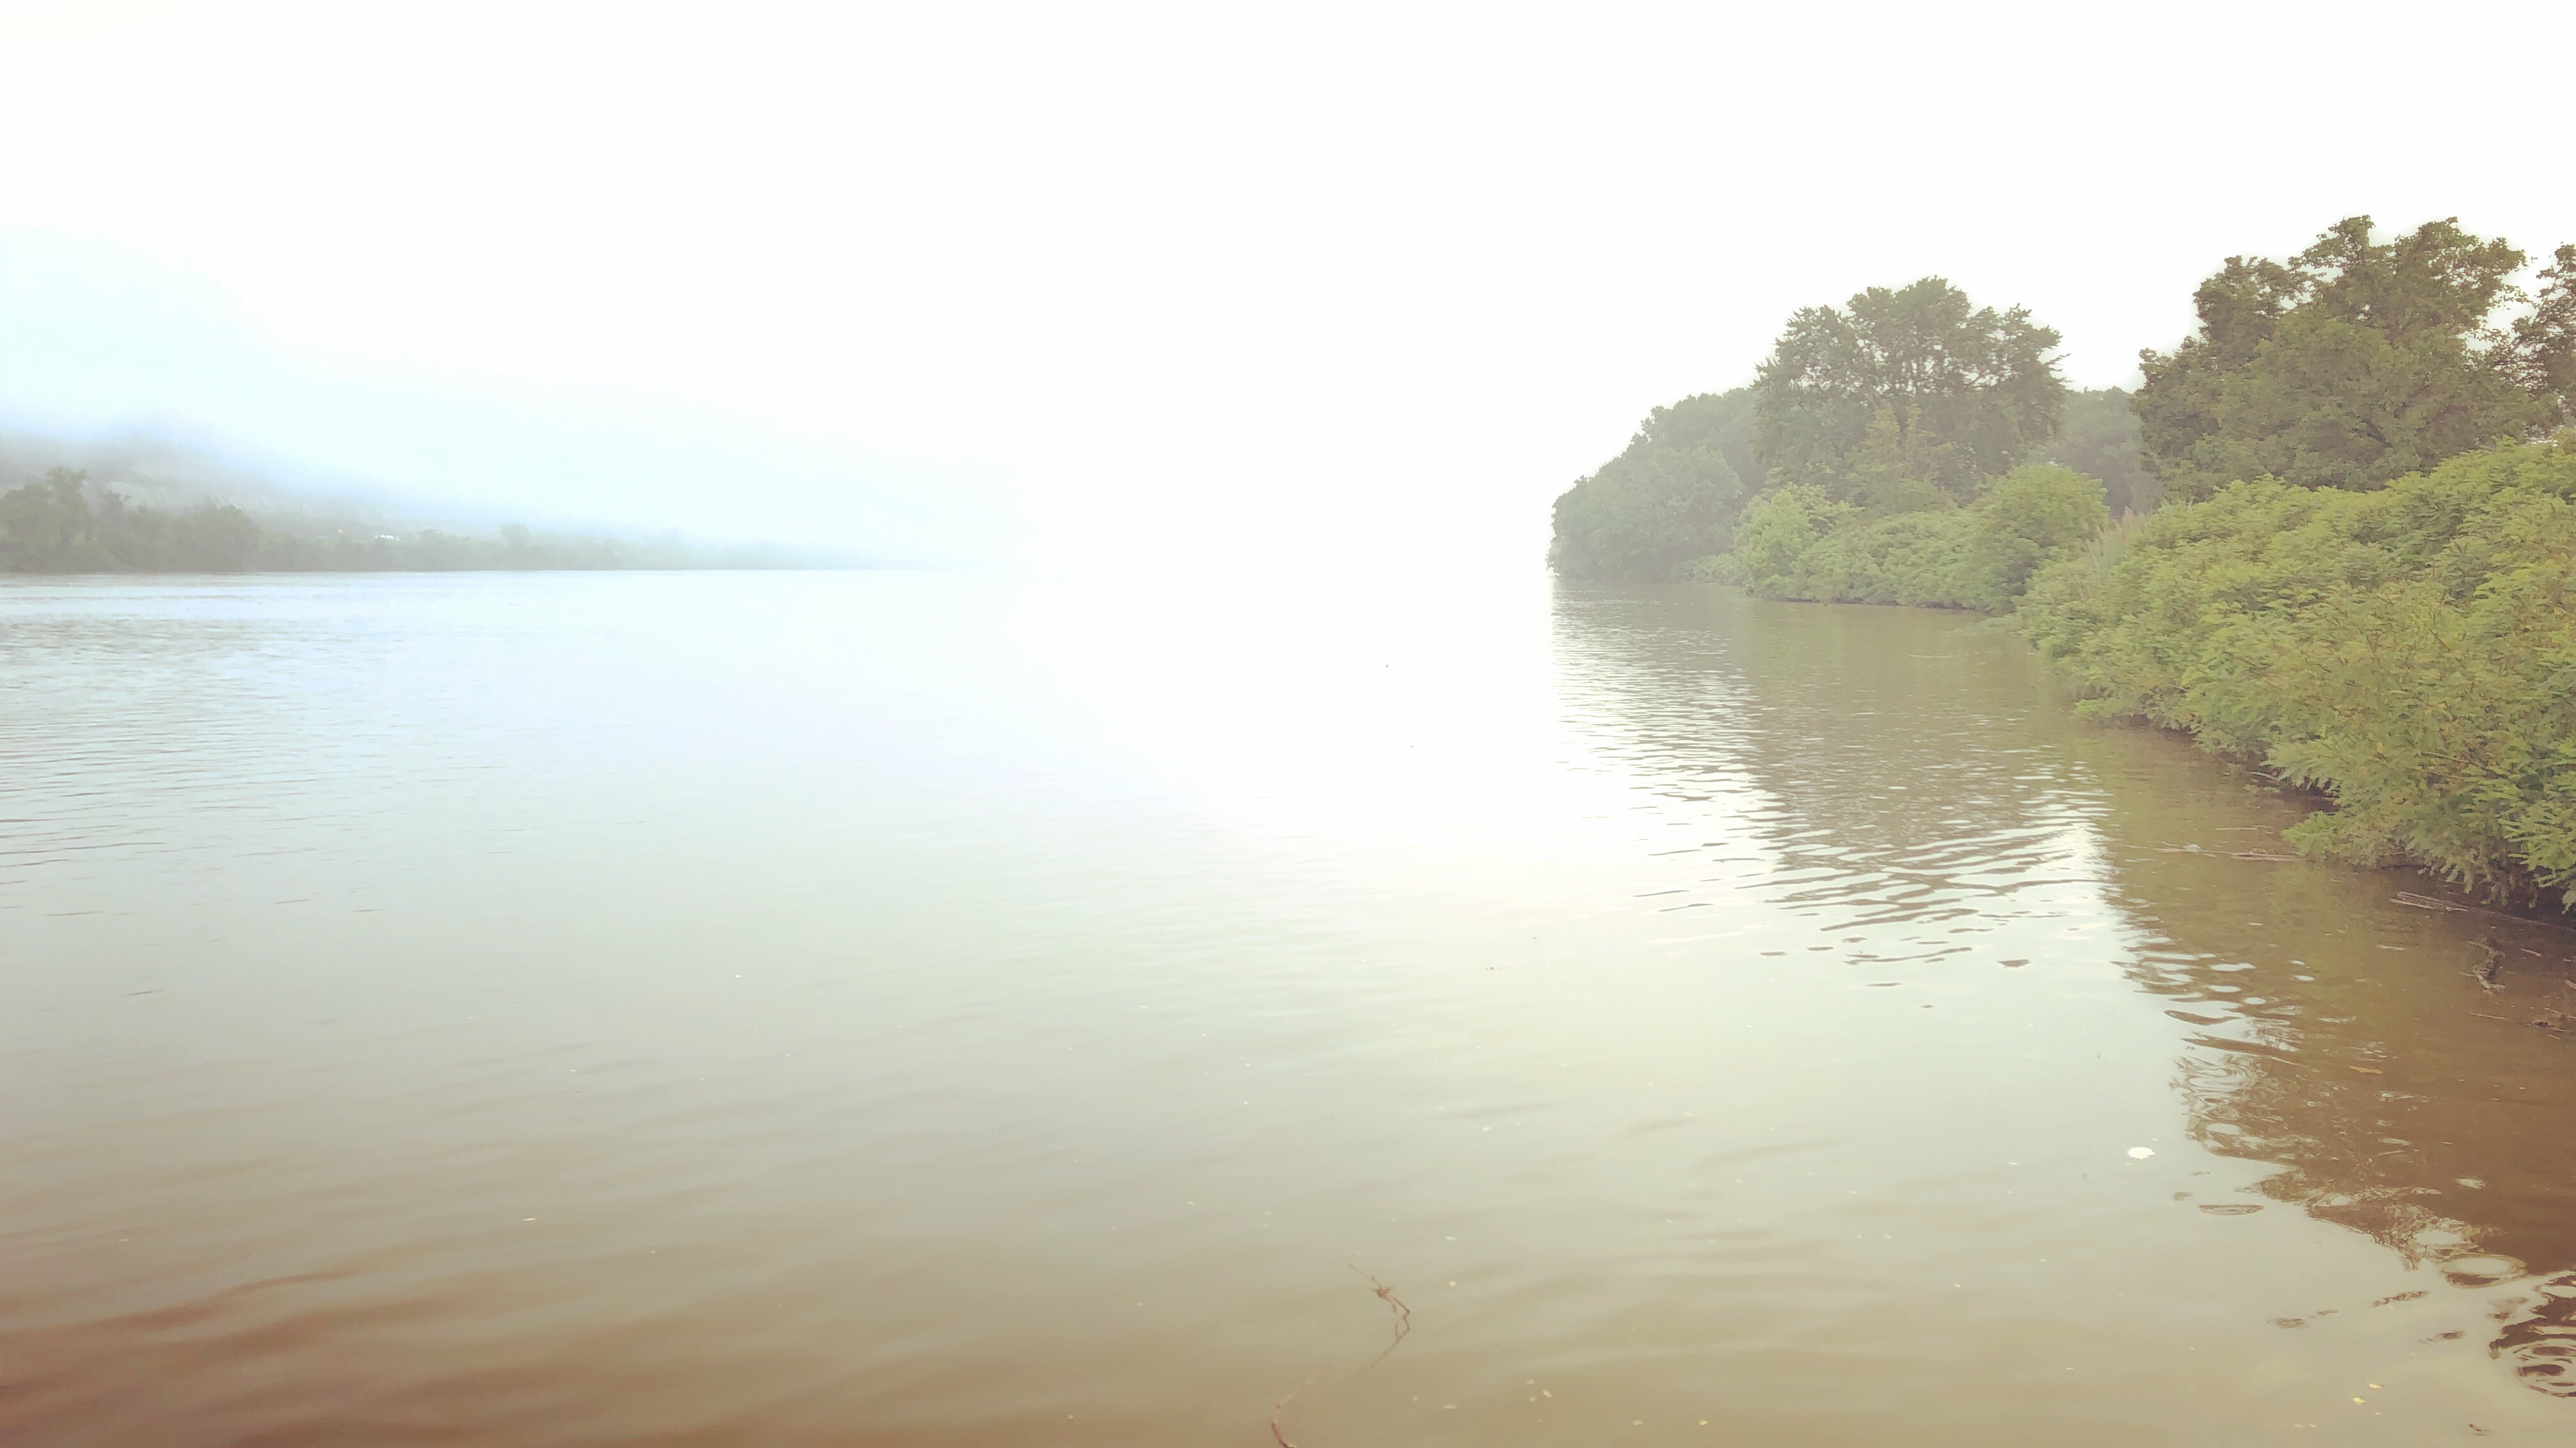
(1752, 277, 2067, 507)
(1548, 442, 1742, 581)
(2513, 243, 2576, 415)
(1548, 389, 1759, 581)
(0, 469, 97, 568)
(2136, 217, 2570, 500)
(1617, 388, 1764, 494)
(167, 503, 261, 571)
(2041, 387, 2154, 516)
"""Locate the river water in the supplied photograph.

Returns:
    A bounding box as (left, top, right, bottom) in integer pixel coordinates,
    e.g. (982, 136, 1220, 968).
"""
(4, 570, 2574, 1445)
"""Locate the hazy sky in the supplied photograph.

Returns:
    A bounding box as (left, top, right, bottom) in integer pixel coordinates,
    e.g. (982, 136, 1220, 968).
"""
(1, 0, 2566, 567)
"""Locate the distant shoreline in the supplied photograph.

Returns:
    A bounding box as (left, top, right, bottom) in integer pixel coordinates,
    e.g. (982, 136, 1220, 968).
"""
(1, 468, 859, 574)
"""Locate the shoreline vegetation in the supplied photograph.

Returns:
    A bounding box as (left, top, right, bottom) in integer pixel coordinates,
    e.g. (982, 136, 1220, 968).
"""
(0, 458, 838, 574)
(1551, 216, 2576, 908)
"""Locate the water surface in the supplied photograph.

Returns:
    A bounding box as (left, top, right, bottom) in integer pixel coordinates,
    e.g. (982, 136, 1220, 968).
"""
(4, 571, 2573, 1445)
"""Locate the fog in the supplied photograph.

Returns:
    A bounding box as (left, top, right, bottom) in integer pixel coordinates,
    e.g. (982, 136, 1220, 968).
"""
(17, 7, 2576, 1440)
(1, 0, 2564, 568)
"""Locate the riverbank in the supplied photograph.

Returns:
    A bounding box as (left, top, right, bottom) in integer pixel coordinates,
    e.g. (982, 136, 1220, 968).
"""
(2016, 435, 2576, 909)
(1689, 463, 2108, 610)
(1551, 215, 2573, 909)
(1676, 436, 2576, 909)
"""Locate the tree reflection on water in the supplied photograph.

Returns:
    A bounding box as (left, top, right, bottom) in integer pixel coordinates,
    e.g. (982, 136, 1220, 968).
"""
(1550, 582, 2576, 1396)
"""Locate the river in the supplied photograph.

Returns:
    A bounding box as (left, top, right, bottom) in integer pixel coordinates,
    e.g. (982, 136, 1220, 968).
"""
(4, 570, 2573, 1445)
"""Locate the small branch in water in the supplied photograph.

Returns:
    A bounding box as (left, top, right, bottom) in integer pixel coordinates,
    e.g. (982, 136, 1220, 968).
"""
(2150, 841, 2299, 861)
(2396, 891, 2576, 934)
(1269, 1271, 1414, 1447)
(1270, 1365, 1327, 1448)
(1349, 1267, 1413, 1374)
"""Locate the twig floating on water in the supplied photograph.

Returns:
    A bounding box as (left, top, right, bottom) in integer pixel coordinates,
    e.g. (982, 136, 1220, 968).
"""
(1269, 1271, 1414, 1447)
(1349, 1267, 1413, 1374)
(1270, 1365, 1327, 1448)
(2396, 892, 2576, 933)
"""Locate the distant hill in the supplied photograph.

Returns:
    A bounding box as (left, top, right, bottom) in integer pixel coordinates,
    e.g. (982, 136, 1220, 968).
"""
(0, 422, 865, 572)
(4, 422, 542, 539)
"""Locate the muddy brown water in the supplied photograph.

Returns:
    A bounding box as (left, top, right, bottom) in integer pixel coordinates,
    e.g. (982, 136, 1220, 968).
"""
(4, 571, 2573, 1446)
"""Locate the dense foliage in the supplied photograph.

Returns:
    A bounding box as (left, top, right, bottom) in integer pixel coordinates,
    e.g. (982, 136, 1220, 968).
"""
(1549, 282, 2095, 583)
(2017, 437, 2576, 905)
(0, 470, 261, 571)
(0, 470, 799, 573)
(1547, 392, 1749, 580)
(1624, 387, 1764, 489)
(1753, 277, 2067, 509)
(1547, 215, 2576, 907)
(2137, 218, 2575, 501)
(2041, 387, 2153, 516)
(1710, 465, 2106, 611)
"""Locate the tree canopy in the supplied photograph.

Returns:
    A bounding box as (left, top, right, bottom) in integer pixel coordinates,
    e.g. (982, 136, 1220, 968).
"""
(1752, 277, 2067, 508)
(2041, 387, 2154, 516)
(2514, 243, 2576, 409)
(1536, 213, 2576, 912)
(1618, 387, 1763, 493)
(1545, 389, 1755, 581)
(0, 469, 260, 571)
(1547, 436, 1742, 582)
(2136, 217, 2575, 499)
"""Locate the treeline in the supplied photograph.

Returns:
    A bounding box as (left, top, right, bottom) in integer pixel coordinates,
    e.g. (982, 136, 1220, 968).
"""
(0, 469, 815, 573)
(1550, 215, 2576, 905)
(1551, 217, 2575, 599)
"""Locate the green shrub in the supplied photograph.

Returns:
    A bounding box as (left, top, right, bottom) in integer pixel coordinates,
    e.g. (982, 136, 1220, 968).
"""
(1718, 465, 2104, 611)
(2018, 436, 2576, 904)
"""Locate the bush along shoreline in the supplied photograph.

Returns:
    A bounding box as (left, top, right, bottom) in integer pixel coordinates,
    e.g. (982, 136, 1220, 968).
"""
(1549, 215, 2576, 907)
(1693, 463, 2108, 611)
(2018, 436, 2576, 909)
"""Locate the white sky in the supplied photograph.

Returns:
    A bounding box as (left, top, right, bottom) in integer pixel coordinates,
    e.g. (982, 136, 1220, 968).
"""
(0, 0, 2566, 567)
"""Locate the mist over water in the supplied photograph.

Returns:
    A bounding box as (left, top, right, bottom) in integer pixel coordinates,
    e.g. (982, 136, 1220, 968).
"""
(8, 2, 2576, 1441)
(5, 571, 2573, 1444)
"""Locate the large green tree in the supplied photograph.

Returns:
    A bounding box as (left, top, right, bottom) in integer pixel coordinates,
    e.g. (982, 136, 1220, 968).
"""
(1752, 277, 2067, 508)
(1619, 387, 1763, 492)
(2136, 217, 2575, 500)
(1547, 427, 1742, 582)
